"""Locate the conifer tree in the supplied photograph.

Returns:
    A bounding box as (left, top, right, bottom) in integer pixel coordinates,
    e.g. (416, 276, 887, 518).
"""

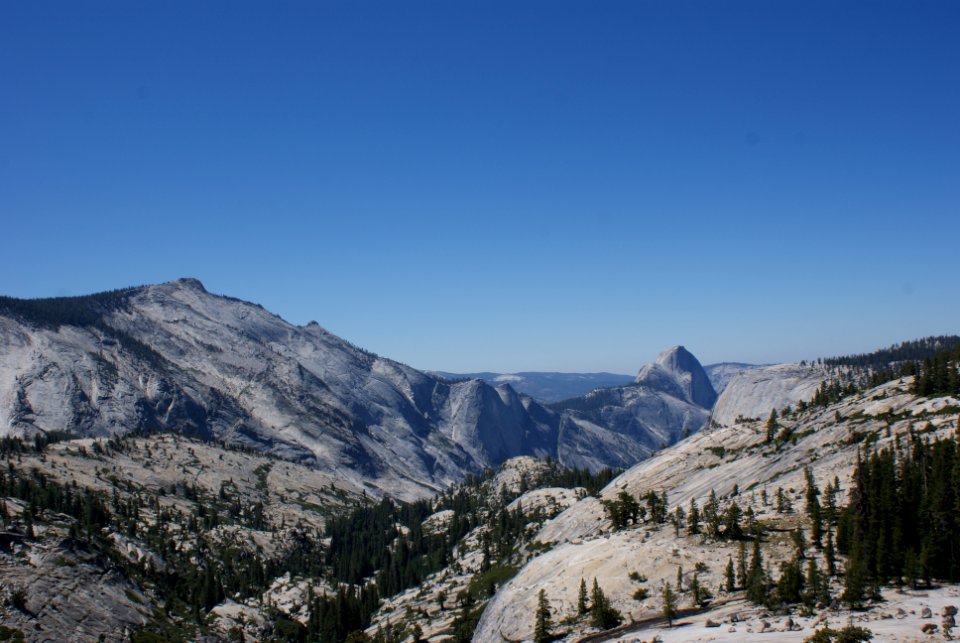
(724, 501, 743, 540)
(746, 538, 769, 605)
(744, 505, 759, 538)
(590, 579, 606, 628)
(776, 487, 791, 513)
(577, 577, 588, 615)
(725, 556, 736, 592)
(841, 558, 865, 609)
(534, 589, 552, 643)
(775, 559, 804, 605)
(766, 409, 779, 443)
(903, 549, 919, 590)
(805, 467, 823, 548)
(824, 531, 837, 577)
(672, 506, 685, 537)
(791, 529, 807, 560)
(704, 490, 721, 536)
(683, 500, 699, 538)
(662, 583, 677, 627)
(690, 572, 707, 607)
(589, 579, 621, 629)
(736, 541, 748, 589)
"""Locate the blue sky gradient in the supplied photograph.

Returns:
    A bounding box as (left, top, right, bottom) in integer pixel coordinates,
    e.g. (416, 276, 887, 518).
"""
(2, 1, 958, 372)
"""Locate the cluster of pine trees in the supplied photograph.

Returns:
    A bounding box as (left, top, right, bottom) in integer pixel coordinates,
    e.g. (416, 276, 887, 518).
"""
(0, 289, 167, 368)
(822, 336, 960, 369)
(837, 427, 960, 605)
(0, 288, 138, 329)
(314, 460, 613, 641)
(738, 425, 960, 615)
(1, 435, 346, 641)
(907, 347, 960, 398)
(807, 337, 960, 410)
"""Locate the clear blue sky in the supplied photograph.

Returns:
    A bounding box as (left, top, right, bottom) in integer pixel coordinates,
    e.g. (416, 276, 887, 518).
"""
(2, 1, 958, 373)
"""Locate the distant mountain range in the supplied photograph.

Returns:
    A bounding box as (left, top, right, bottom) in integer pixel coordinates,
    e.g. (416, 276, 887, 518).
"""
(428, 371, 636, 403)
(6, 279, 957, 642)
(0, 279, 722, 498)
(434, 360, 760, 403)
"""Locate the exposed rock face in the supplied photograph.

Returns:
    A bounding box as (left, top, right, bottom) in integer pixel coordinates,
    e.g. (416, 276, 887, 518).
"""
(550, 346, 716, 460)
(474, 378, 960, 642)
(0, 535, 150, 642)
(636, 345, 718, 409)
(710, 363, 827, 426)
(0, 280, 716, 498)
(704, 362, 760, 394)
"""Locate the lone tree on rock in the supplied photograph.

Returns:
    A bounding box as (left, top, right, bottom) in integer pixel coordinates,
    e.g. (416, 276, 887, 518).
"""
(534, 589, 552, 643)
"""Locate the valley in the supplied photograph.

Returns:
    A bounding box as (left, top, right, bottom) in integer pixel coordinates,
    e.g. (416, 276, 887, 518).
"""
(0, 282, 958, 642)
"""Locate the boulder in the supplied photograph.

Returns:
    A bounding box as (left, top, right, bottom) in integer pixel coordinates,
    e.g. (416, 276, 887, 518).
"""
(922, 607, 933, 618)
(705, 619, 720, 628)
(944, 605, 958, 617)
(921, 623, 938, 634)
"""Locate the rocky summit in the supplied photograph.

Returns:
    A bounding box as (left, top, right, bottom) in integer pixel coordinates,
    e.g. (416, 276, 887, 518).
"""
(0, 279, 715, 499)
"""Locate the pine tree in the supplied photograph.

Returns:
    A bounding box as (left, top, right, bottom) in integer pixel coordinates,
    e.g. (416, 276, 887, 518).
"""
(766, 409, 779, 443)
(804, 559, 819, 607)
(589, 579, 621, 630)
(662, 582, 677, 627)
(841, 558, 865, 609)
(687, 498, 701, 535)
(577, 577, 588, 615)
(823, 479, 839, 525)
(736, 541, 748, 589)
(744, 506, 760, 538)
(724, 501, 743, 540)
(725, 556, 736, 592)
(705, 490, 721, 537)
(590, 579, 606, 628)
(534, 589, 552, 643)
(672, 506, 685, 537)
(805, 467, 823, 548)
(903, 549, 919, 590)
(774, 559, 804, 605)
(746, 538, 769, 605)
(791, 529, 807, 560)
(824, 531, 837, 577)
(690, 573, 706, 607)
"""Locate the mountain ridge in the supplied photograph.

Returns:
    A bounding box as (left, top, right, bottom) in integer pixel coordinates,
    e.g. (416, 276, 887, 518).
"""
(0, 279, 714, 499)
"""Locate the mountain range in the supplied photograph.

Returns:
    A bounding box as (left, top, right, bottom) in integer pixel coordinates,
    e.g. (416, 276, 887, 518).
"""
(427, 371, 636, 404)
(5, 279, 957, 642)
(0, 279, 727, 498)
(431, 362, 760, 404)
